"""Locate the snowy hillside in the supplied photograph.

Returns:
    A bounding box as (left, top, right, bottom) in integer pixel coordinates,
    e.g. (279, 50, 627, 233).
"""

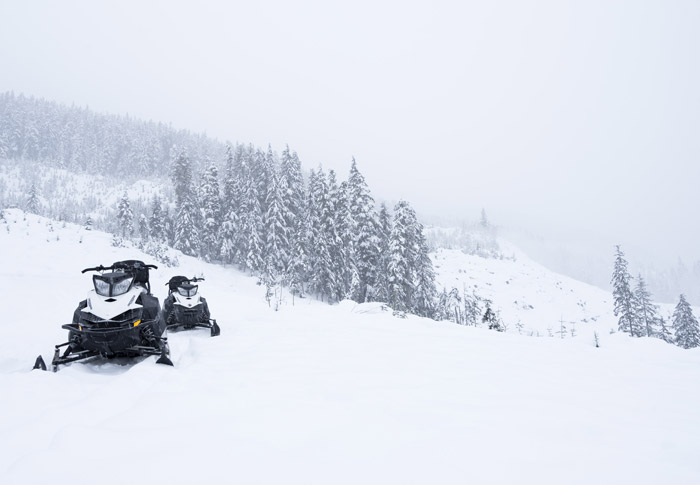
(434, 242, 615, 337)
(1, 211, 700, 485)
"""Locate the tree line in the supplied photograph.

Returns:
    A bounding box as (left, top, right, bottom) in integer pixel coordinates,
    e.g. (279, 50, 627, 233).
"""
(117, 145, 440, 318)
(612, 245, 700, 348)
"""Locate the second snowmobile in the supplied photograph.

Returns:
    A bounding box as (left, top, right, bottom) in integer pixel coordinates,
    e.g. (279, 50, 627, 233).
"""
(163, 275, 220, 337)
(33, 260, 173, 372)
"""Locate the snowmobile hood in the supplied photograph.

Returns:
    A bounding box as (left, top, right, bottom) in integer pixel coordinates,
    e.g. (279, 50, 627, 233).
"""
(83, 286, 144, 321)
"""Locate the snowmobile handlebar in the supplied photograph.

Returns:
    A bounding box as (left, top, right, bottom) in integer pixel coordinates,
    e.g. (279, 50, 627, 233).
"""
(81, 263, 158, 274)
(164, 276, 205, 285)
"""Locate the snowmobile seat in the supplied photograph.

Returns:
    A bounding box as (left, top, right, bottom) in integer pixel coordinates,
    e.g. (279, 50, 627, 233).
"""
(168, 276, 190, 293)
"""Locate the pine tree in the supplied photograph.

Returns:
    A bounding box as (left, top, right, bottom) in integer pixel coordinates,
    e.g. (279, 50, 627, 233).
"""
(480, 208, 489, 228)
(346, 158, 380, 302)
(372, 203, 392, 303)
(611, 245, 640, 336)
(307, 168, 336, 301)
(263, 165, 290, 275)
(171, 151, 200, 256)
(149, 195, 165, 241)
(672, 294, 700, 349)
(633, 274, 661, 338)
(116, 191, 133, 237)
(84, 215, 93, 231)
(26, 183, 40, 214)
(174, 194, 200, 256)
(138, 213, 149, 240)
(200, 162, 222, 261)
(387, 200, 418, 312)
(412, 223, 437, 318)
(657, 316, 674, 344)
(482, 301, 503, 331)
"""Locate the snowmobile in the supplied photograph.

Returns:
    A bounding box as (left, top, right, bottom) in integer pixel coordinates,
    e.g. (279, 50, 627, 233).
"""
(163, 275, 220, 337)
(33, 260, 173, 372)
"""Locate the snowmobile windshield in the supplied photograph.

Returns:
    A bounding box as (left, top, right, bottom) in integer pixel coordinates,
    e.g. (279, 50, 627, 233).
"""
(177, 285, 198, 298)
(93, 274, 134, 297)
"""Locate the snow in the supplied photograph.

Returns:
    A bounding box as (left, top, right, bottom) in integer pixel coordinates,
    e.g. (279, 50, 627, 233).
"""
(1, 210, 700, 484)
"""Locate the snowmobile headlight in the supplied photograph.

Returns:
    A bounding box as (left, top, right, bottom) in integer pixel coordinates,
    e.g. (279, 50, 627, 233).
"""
(177, 285, 198, 297)
(93, 276, 111, 296)
(112, 276, 134, 296)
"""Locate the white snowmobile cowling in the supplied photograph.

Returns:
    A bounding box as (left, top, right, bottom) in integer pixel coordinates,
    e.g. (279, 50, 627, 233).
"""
(174, 292, 202, 309)
(83, 285, 145, 321)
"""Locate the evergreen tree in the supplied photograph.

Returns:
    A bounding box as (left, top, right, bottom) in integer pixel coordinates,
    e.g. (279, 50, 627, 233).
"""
(287, 205, 310, 302)
(412, 223, 437, 318)
(480, 208, 489, 228)
(611, 245, 640, 336)
(672, 294, 700, 349)
(175, 194, 200, 256)
(138, 213, 149, 240)
(374, 203, 392, 303)
(346, 158, 380, 302)
(84, 215, 93, 231)
(482, 301, 503, 331)
(149, 195, 165, 241)
(116, 191, 133, 237)
(26, 182, 40, 214)
(657, 316, 674, 344)
(200, 162, 222, 261)
(263, 165, 290, 275)
(387, 200, 418, 312)
(307, 168, 336, 301)
(633, 274, 661, 338)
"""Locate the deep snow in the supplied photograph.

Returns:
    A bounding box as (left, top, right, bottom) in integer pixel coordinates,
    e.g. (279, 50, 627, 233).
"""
(1, 211, 699, 485)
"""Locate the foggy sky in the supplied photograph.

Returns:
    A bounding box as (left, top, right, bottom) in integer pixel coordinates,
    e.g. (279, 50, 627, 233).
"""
(1, 0, 699, 270)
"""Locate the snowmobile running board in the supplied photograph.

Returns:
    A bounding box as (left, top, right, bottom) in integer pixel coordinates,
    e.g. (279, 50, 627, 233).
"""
(33, 340, 173, 372)
(167, 319, 220, 337)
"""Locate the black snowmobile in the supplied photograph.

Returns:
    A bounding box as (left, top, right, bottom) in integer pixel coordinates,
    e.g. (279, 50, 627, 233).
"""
(33, 260, 173, 372)
(163, 275, 220, 337)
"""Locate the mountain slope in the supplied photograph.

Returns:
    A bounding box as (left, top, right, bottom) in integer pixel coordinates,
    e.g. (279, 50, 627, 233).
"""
(1, 211, 699, 485)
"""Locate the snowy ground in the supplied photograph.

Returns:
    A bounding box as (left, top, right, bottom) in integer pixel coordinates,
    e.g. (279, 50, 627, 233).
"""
(1, 211, 699, 484)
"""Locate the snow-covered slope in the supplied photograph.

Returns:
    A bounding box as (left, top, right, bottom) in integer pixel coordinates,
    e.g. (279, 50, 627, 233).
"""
(1, 211, 699, 485)
(433, 240, 681, 338)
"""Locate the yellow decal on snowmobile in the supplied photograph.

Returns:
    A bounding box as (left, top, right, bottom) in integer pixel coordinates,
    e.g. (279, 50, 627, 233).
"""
(133, 320, 141, 327)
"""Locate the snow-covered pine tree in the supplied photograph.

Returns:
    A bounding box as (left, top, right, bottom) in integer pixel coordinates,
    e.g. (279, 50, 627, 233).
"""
(237, 150, 264, 272)
(287, 214, 310, 302)
(482, 301, 503, 331)
(263, 164, 290, 276)
(412, 223, 437, 318)
(171, 150, 192, 208)
(171, 151, 200, 256)
(480, 208, 489, 228)
(149, 195, 165, 241)
(199, 162, 221, 262)
(138, 213, 149, 241)
(306, 168, 336, 301)
(672, 294, 700, 349)
(84, 215, 93, 231)
(116, 191, 133, 237)
(219, 146, 240, 263)
(387, 200, 418, 313)
(611, 245, 640, 336)
(633, 274, 661, 338)
(174, 194, 200, 256)
(328, 170, 351, 301)
(26, 182, 40, 214)
(346, 158, 380, 302)
(656, 316, 674, 344)
(374, 202, 392, 303)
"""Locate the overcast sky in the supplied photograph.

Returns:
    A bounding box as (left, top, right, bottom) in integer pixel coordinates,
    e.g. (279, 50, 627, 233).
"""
(1, 0, 699, 269)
